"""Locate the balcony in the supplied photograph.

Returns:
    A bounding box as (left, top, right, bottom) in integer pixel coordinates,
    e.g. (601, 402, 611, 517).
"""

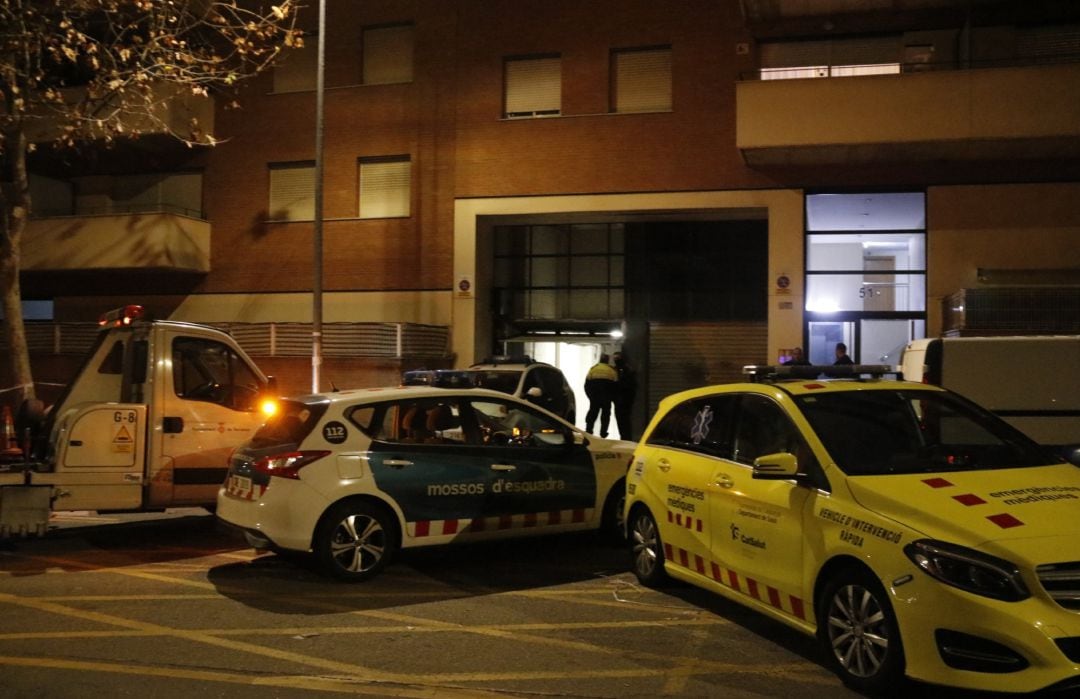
(22, 209, 210, 274)
(736, 62, 1080, 166)
(24, 82, 214, 152)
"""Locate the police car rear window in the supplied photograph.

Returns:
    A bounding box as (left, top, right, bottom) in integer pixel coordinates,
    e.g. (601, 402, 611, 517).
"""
(471, 370, 522, 395)
(250, 400, 327, 447)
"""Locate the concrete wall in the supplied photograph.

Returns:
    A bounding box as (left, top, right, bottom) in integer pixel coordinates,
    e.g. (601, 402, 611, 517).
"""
(927, 182, 1080, 334)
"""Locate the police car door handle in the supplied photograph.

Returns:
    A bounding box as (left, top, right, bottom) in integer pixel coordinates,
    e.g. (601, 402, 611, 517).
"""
(714, 474, 734, 489)
(383, 459, 413, 468)
(491, 463, 517, 472)
(657, 458, 671, 472)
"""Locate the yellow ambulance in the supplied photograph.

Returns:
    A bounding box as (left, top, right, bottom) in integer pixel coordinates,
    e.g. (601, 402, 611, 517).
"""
(625, 365, 1080, 693)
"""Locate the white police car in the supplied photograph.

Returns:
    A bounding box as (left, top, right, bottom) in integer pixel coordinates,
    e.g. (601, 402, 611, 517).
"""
(217, 385, 633, 581)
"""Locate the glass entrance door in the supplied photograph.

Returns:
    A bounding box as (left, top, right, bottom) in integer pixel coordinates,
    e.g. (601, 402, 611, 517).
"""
(808, 318, 925, 367)
(808, 321, 853, 365)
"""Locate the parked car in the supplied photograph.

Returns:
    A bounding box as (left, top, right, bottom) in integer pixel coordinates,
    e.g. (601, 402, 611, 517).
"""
(402, 357, 577, 423)
(625, 364, 1080, 694)
(218, 385, 632, 581)
(466, 356, 577, 422)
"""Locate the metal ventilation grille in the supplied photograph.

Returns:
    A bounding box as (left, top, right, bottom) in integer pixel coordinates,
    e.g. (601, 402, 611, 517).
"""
(943, 287, 1080, 335)
(21, 323, 101, 355)
(9, 321, 449, 359)
(215, 323, 449, 358)
(1037, 562, 1080, 611)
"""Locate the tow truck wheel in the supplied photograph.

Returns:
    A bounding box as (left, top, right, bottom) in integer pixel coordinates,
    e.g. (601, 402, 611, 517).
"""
(629, 507, 668, 587)
(818, 567, 906, 694)
(315, 500, 399, 582)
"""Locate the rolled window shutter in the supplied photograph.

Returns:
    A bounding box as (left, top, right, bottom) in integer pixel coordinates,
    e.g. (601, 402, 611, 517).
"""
(269, 164, 314, 221)
(364, 24, 414, 85)
(360, 158, 411, 218)
(614, 47, 672, 113)
(273, 38, 317, 93)
(505, 57, 561, 117)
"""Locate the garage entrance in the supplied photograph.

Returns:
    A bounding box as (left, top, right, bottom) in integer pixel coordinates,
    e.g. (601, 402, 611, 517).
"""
(487, 216, 768, 440)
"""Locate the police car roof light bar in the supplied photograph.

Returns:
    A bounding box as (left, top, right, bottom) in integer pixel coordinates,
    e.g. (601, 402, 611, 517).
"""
(402, 369, 478, 388)
(478, 355, 533, 366)
(742, 364, 900, 382)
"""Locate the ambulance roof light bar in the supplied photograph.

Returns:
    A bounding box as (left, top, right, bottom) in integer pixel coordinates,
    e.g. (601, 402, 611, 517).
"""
(98, 305, 146, 328)
(742, 364, 900, 382)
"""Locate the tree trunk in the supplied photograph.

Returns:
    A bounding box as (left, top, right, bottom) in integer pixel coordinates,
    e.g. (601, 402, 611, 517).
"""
(0, 126, 35, 404)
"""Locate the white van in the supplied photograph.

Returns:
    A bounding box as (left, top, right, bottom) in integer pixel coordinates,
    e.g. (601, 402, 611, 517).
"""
(900, 336, 1080, 449)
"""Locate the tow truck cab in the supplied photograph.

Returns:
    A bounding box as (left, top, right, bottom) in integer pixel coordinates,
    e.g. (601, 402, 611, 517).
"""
(0, 306, 273, 533)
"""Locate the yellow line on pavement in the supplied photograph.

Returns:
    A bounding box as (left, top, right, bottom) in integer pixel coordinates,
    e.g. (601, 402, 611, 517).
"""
(0, 656, 507, 698)
(0, 592, 408, 685)
(1, 551, 836, 689)
(0, 617, 727, 642)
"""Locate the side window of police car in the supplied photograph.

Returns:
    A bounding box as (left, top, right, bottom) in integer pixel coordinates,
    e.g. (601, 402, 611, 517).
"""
(469, 399, 569, 447)
(732, 394, 821, 480)
(646, 396, 736, 459)
(370, 399, 472, 445)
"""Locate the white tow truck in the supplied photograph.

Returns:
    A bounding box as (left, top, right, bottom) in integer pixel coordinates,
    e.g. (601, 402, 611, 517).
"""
(0, 305, 275, 536)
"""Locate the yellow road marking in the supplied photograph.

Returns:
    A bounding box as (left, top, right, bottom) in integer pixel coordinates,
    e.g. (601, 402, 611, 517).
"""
(0, 550, 837, 689)
(0, 592, 407, 684)
(0, 617, 727, 642)
(0, 656, 506, 698)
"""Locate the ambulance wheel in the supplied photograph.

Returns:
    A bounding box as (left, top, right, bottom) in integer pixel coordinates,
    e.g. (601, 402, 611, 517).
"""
(629, 507, 667, 587)
(315, 500, 399, 582)
(818, 567, 906, 694)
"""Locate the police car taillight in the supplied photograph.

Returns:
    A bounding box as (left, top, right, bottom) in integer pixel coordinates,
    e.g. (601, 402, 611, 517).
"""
(251, 450, 330, 479)
(98, 304, 145, 327)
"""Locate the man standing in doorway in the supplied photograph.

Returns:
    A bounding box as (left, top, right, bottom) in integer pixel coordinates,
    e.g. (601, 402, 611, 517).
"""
(834, 342, 854, 365)
(584, 354, 617, 438)
(613, 351, 637, 440)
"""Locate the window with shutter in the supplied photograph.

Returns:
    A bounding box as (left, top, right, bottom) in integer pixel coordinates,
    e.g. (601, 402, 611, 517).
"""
(268, 163, 315, 221)
(613, 46, 672, 113)
(504, 56, 561, 118)
(760, 36, 900, 80)
(363, 24, 414, 85)
(273, 34, 317, 92)
(359, 157, 411, 219)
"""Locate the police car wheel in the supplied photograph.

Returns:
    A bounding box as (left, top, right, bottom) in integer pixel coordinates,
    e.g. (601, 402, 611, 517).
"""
(599, 481, 626, 543)
(818, 568, 905, 693)
(629, 508, 667, 586)
(315, 501, 399, 582)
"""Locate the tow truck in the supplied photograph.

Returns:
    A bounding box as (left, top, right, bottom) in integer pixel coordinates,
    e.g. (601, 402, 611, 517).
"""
(0, 305, 275, 536)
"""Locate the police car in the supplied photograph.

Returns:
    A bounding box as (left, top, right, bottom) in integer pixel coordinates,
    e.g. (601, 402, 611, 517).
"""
(217, 385, 633, 581)
(625, 365, 1080, 694)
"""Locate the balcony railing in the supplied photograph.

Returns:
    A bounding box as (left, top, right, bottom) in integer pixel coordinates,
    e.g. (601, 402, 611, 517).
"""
(22, 210, 210, 274)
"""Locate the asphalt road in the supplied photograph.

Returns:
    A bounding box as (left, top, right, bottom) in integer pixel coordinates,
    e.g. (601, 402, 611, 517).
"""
(0, 510, 1020, 698)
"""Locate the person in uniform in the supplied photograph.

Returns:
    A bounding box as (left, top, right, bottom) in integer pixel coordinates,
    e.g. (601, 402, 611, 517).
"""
(584, 354, 618, 438)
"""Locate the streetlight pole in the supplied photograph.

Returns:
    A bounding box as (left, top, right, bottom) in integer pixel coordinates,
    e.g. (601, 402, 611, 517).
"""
(311, 0, 326, 393)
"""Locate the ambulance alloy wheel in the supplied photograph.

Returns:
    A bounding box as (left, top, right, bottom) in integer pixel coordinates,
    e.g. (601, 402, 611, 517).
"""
(629, 508, 668, 587)
(315, 500, 399, 582)
(818, 567, 906, 694)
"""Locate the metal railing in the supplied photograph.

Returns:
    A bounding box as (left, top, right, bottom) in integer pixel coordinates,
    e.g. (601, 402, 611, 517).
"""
(5, 321, 451, 359)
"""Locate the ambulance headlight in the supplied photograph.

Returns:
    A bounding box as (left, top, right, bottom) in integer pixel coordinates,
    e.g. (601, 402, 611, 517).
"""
(904, 540, 1029, 602)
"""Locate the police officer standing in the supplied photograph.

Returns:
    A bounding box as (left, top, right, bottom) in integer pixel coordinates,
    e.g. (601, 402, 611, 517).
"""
(584, 354, 618, 438)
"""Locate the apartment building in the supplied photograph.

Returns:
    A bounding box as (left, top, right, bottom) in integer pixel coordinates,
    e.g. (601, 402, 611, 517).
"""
(18, 0, 1080, 433)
